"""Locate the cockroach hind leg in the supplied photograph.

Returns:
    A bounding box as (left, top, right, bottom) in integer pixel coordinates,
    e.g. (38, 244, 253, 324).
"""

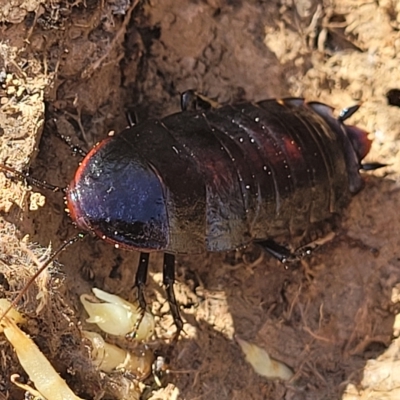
(258, 233, 336, 264)
(181, 90, 221, 112)
(257, 239, 299, 264)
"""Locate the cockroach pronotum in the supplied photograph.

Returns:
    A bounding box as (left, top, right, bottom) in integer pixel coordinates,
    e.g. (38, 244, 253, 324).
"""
(0, 91, 384, 336)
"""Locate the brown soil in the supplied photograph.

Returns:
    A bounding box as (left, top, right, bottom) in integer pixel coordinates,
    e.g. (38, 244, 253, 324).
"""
(1, 0, 400, 399)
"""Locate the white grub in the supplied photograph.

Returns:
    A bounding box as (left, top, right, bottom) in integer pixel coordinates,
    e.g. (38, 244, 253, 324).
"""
(0, 300, 85, 400)
(80, 288, 155, 341)
(236, 336, 294, 381)
(83, 331, 154, 380)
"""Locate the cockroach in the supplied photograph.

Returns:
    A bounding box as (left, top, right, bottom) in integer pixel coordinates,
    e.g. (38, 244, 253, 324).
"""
(0, 91, 384, 336)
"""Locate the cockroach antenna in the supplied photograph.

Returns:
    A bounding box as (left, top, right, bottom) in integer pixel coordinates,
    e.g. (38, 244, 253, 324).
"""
(0, 163, 64, 192)
(0, 161, 85, 323)
(0, 233, 86, 323)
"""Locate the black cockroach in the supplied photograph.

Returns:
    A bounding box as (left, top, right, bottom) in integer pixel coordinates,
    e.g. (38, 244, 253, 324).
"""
(0, 91, 384, 336)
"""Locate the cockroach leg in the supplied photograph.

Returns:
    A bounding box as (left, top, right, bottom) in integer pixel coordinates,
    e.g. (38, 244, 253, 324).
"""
(134, 252, 149, 310)
(47, 118, 88, 158)
(181, 89, 220, 111)
(257, 239, 299, 264)
(127, 252, 150, 339)
(338, 104, 361, 122)
(162, 253, 183, 339)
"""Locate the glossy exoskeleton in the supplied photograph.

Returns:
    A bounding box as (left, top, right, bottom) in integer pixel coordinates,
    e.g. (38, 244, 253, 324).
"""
(65, 91, 379, 335)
